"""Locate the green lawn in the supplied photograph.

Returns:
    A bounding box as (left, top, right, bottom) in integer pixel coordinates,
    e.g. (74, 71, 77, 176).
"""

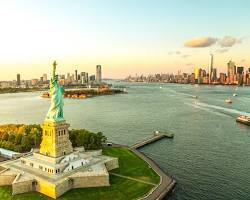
(0, 147, 160, 200)
(103, 147, 160, 184)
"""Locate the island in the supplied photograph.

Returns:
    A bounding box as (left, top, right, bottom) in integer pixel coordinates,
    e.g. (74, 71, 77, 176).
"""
(41, 86, 125, 99)
(0, 124, 163, 200)
(0, 62, 175, 200)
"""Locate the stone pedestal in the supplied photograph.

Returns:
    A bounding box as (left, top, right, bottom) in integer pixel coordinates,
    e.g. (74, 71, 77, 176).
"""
(40, 120, 73, 158)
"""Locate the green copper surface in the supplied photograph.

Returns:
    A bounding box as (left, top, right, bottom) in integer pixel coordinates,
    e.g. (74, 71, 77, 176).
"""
(45, 61, 65, 122)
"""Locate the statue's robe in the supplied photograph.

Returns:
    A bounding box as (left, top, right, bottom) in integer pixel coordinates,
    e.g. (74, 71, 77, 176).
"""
(46, 76, 65, 122)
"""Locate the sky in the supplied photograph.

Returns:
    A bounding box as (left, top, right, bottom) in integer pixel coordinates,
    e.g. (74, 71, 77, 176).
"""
(0, 0, 249, 80)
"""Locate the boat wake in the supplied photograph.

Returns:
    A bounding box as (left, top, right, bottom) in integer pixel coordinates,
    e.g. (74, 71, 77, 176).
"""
(186, 101, 250, 118)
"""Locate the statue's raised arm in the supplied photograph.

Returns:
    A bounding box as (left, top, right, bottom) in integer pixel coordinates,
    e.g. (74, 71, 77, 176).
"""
(52, 60, 57, 79)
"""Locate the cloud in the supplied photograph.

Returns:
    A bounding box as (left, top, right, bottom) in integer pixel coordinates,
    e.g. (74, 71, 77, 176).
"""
(218, 36, 238, 47)
(185, 63, 193, 66)
(182, 54, 190, 58)
(168, 51, 181, 55)
(237, 37, 245, 43)
(184, 35, 245, 49)
(215, 48, 229, 53)
(184, 37, 217, 48)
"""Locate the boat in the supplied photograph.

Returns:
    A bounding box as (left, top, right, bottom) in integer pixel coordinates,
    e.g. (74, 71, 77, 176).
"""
(192, 95, 198, 99)
(225, 98, 232, 103)
(236, 115, 250, 125)
(154, 131, 174, 138)
(233, 93, 238, 97)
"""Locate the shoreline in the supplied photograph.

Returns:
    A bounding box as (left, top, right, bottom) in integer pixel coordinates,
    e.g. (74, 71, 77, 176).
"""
(110, 132, 176, 200)
(123, 81, 250, 87)
(41, 88, 125, 99)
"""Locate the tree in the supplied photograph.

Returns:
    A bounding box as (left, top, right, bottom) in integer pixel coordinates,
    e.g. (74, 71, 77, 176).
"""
(15, 134, 23, 145)
(21, 135, 32, 152)
(8, 134, 16, 143)
(1, 133, 9, 141)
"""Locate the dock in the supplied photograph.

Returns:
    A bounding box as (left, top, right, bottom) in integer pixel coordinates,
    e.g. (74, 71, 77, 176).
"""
(131, 131, 174, 149)
(129, 131, 175, 199)
(107, 131, 176, 200)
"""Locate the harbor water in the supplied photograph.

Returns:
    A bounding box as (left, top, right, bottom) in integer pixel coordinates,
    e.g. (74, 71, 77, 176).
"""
(0, 83, 250, 200)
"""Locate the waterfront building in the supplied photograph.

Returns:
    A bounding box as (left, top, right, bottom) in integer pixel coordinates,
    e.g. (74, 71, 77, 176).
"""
(194, 67, 199, 79)
(237, 66, 244, 74)
(75, 69, 78, 81)
(96, 65, 102, 84)
(16, 74, 21, 86)
(219, 73, 226, 84)
(190, 73, 195, 84)
(0, 61, 118, 199)
(80, 72, 88, 84)
(227, 60, 236, 76)
(208, 54, 213, 84)
(43, 74, 47, 82)
(31, 79, 39, 86)
(227, 60, 236, 84)
(89, 74, 95, 82)
(200, 69, 206, 77)
(40, 76, 43, 83)
(212, 68, 217, 82)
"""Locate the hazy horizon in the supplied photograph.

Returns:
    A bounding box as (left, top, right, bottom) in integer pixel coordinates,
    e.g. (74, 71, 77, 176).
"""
(0, 0, 249, 80)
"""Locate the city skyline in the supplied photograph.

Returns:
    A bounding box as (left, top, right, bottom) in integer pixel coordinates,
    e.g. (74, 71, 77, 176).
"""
(0, 0, 250, 80)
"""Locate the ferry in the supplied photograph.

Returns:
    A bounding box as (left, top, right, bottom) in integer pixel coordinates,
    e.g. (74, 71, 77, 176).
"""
(236, 115, 250, 125)
(225, 98, 232, 103)
(233, 93, 238, 97)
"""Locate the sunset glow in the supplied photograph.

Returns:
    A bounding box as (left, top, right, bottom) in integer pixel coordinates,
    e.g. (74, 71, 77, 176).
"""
(0, 0, 249, 80)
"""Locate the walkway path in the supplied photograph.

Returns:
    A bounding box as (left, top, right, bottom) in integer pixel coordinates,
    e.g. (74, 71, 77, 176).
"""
(110, 172, 156, 186)
(111, 133, 176, 200)
(130, 148, 176, 200)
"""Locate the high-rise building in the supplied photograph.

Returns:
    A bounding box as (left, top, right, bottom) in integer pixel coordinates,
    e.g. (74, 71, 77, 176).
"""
(43, 74, 47, 82)
(237, 66, 244, 74)
(227, 60, 236, 76)
(89, 75, 95, 82)
(219, 73, 226, 84)
(96, 65, 102, 83)
(75, 70, 78, 81)
(194, 67, 199, 80)
(80, 72, 89, 84)
(212, 68, 217, 82)
(17, 74, 21, 86)
(208, 54, 213, 83)
(227, 60, 236, 84)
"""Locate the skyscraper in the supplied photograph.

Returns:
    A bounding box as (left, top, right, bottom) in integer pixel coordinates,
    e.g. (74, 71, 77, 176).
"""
(96, 65, 102, 84)
(212, 68, 217, 82)
(227, 60, 236, 84)
(208, 54, 213, 83)
(237, 66, 244, 74)
(75, 69, 78, 81)
(80, 72, 89, 84)
(43, 74, 47, 82)
(17, 74, 21, 86)
(227, 60, 236, 76)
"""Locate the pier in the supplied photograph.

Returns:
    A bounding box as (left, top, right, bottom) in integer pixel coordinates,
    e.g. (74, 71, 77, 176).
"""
(109, 131, 176, 200)
(131, 131, 174, 150)
(129, 131, 175, 200)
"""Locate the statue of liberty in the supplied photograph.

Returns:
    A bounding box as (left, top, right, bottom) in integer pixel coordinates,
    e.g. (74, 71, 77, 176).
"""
(45, 61, 65, 122)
